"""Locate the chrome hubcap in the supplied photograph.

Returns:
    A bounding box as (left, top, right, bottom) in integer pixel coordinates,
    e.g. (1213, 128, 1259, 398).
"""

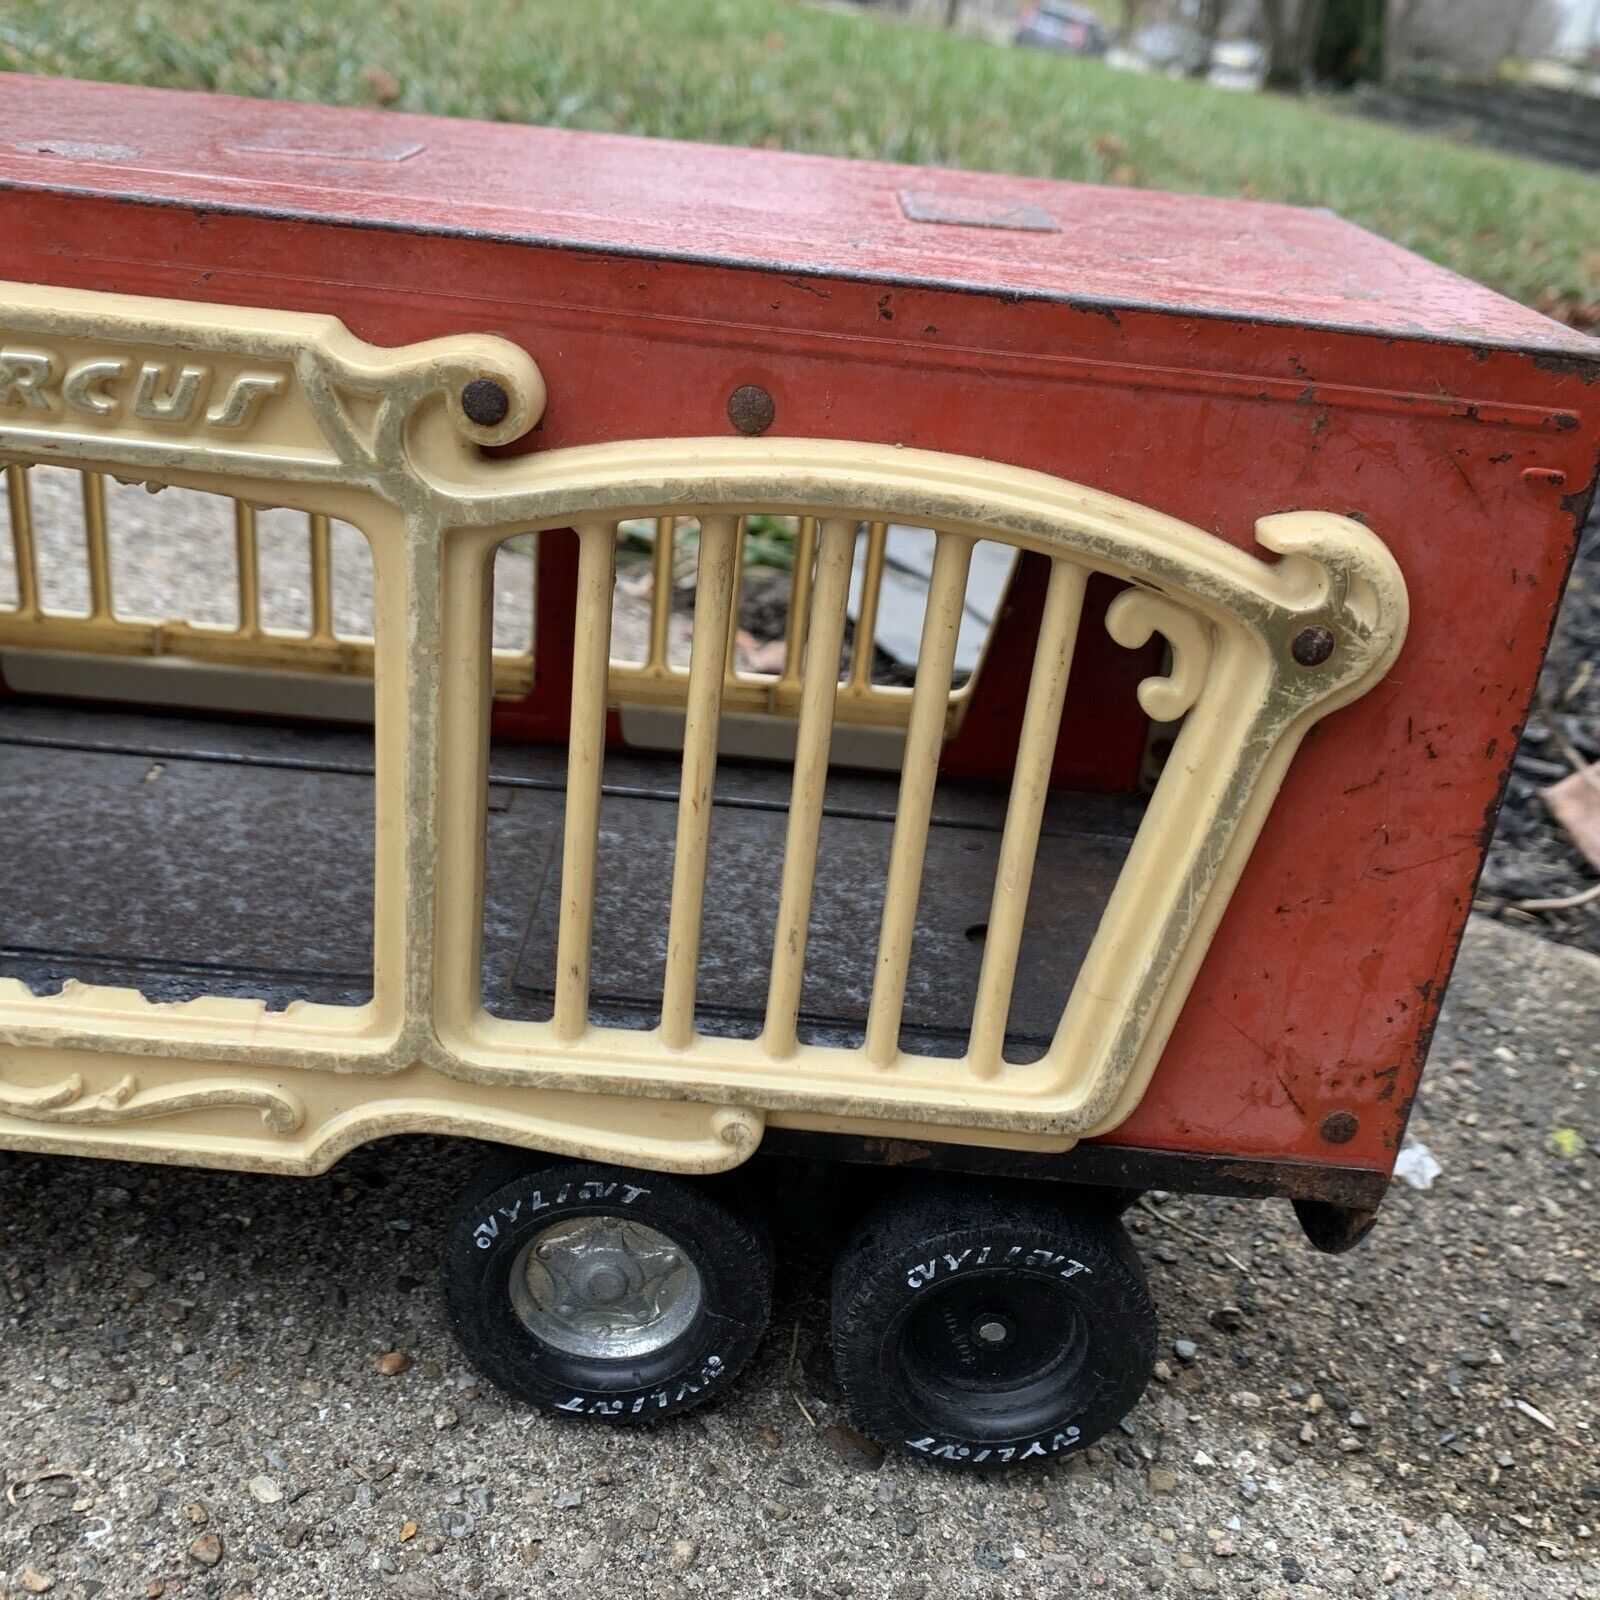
(509, 1216, 701, 1359)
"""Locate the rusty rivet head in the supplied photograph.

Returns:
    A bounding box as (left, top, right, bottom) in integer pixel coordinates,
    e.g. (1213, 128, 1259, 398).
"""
(1319, 1110, 1359, 1145)
(1292, 624, 1336, 668)
(460, 377, 511, 428)
(727, 383, 776, 436)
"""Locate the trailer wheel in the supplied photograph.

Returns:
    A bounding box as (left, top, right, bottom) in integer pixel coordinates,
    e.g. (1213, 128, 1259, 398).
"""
(441, 1157, 772, 1424)
(831, 1184, 1155, 1470)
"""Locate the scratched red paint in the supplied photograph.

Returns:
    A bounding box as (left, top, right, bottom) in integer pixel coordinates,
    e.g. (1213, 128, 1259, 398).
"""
(2, 76, 1597, 1191)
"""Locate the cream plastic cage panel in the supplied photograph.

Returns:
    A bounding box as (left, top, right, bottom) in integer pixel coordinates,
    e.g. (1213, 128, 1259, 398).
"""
(0, 284, 1408, 1175)
(610, 510, 983, 735)
(0, 466, 956, 726)
(0, 462, 536, 697)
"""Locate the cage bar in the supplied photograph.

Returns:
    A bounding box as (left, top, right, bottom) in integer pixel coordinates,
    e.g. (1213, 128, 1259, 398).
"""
(3, 465, 38, 617)
(234, 501, 261, 638)
(850, 519, 888, 691)
(552, 521, 618, 1041)
(81, 471, 112, 621)
(967, 559, 1088, 1078)
(724, 515, 747, 679)
(863, 532, 975, 1068)
(659, 513, 741, 1049)
(647, 515, 674, 673)
(308, 512, 334, 641)
(761, 517, 857, 1058)
(776, 514, 818, 695)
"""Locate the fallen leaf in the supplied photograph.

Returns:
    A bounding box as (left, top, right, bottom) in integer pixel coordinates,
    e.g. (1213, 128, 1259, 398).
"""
(362, 66, 401, 105)
(817, 1423, 884, 1472)
(1549, 1126, 1586, 1160)
(1543, 764, 1600, 873)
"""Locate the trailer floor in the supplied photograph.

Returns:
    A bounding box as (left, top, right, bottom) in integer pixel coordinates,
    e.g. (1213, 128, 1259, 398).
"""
(0, 699, 1140, 1058)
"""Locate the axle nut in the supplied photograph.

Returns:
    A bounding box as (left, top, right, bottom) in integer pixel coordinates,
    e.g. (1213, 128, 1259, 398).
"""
(728, 383, 776, 436)
(461, 377, 511, 428)
(1292, 624, 1336, 667)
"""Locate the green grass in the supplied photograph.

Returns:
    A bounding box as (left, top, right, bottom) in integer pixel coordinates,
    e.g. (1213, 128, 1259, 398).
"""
(4, 0, 1598, 309)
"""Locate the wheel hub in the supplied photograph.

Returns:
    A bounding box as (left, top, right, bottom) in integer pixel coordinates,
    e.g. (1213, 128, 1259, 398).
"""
(974, 1313, 1013, 1348)
(509, 1216, 702, 1360)
(896, 1269, 1093, 1442)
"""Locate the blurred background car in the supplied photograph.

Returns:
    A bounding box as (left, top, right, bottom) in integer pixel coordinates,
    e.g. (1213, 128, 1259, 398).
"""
(1207, 37, 1267, 91)
(1125, 20, 1209, 77)
(1013, 2, 1111, 57)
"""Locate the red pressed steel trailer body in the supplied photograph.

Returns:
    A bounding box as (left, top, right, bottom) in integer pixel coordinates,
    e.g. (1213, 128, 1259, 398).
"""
(2, 74, 1592, 1187)
(0, 74, 1596, 1463)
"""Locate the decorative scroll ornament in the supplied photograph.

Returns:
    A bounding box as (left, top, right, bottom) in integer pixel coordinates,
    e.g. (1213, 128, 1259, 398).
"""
(0, 1072, 305, 1134)
(1106, 589, 1215, 722)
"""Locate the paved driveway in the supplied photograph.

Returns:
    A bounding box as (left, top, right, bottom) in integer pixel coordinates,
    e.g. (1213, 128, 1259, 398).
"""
(1, 916, 1595, 1600)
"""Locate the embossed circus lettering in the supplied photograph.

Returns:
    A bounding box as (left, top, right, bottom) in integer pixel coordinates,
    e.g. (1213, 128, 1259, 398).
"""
(0, 346, 284, 430)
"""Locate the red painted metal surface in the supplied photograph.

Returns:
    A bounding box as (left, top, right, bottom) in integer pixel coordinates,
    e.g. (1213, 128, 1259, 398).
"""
(3, 76, 1598, 1195)
(1, 75, 1588, 351)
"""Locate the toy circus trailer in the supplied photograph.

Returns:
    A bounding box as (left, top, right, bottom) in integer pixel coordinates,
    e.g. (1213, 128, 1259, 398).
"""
(0, 75, 1595, 1468)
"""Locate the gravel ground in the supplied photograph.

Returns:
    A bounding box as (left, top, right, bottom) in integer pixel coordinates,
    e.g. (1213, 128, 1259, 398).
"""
(1, 915, 1595, 1600)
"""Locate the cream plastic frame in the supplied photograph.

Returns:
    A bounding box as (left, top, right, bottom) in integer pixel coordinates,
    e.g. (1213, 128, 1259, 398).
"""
(0, 283, 1408, 1176)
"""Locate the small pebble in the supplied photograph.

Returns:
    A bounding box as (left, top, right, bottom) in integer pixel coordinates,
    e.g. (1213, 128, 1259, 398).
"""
(187, 1533, 223, 1569)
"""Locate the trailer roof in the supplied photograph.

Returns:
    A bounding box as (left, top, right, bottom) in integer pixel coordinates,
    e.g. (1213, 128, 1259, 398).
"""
(0, 73, 1594, 355)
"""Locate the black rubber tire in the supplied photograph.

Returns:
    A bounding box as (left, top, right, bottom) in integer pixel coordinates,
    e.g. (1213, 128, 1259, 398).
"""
(831, 1183, 1155, 1470)
(441, 1156, 772, 1424)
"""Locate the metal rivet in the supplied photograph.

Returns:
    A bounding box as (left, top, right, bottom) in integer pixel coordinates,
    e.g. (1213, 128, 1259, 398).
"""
(727, 384, 775, 436)
(461, 377, 510, 428)
(1319, 1110, 1359, 1145)
(1292, 624, 1336, 667)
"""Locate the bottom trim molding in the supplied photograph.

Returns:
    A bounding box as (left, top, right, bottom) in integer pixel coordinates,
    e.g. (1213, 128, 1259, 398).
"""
(759, 1128, 1390, 1211)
